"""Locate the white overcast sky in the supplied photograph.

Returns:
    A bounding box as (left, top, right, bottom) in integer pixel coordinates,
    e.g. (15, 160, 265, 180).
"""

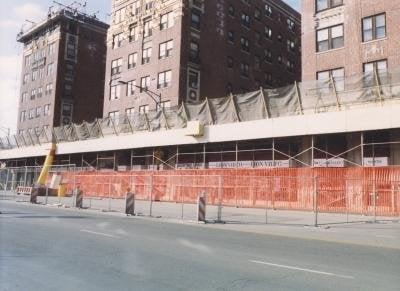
(0, 0, 300, 135)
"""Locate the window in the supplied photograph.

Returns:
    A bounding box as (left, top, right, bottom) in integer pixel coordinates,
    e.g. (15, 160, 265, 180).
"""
(21, 92, 28, 103)
(159, 40, 173, 59)
(139, 105, 149, 114)
(31, 89, 36, 100)
(39, 68, 45, 79)
(36, 107, 41, 118)
(114, 7, 126, 24)
(228, 31, 235, 42)
(48, 43, 55, 54)
(43, 104, 50, 116)
(227, 56, 234, 68)
(158, 100, 171, 110)
(126, 107, 135, 117)
(128, 53, 137, 69)
(141, 76, 151, 92)
(240, 63, 249, 77)
(240, 37, 250, 52)
(142, 47, 152, 64)
(46, 83, 53, 95)
(286, 60, 295, 72)
(363, 59, 387, 76)
(32, 70, 38, 81)
(287, 39, 295, 52)
(228, 5, 235, 16)
(265, 26, 272, 39)
(160, 11, 174, 30)
(317, 67, 345, 92)
(287, 19, 295, 32)
(29, 109, 35, 119)
(37, 87, 43, 98)
(129, 25, 138, 42)
(265, 4, 273, 17)
(110, 84, 121, 100)
(113, 33, 123, 49)
(108, 111, 120, 125)
(317, 24, 344, 52)
(189, 41, 199, 62)
(131, 0, 141, 15)
(188, 70, 199, 89)
(23, 74, 29, 84)
(47, 63, 54, 76)
(127, 80, 136, 96)
(111, 58, 123, 75)
(20, 111, 26, 122)
(254, 8, 261, 20)
(24, 55, 30, 67)
(158, 70, 172, 88)
(143, 19, 152, 38)
(191, 10, 201, 30)
(362, 14, 386, 42)
(316, 0, 343, 12)
(241, 13, 250, 28)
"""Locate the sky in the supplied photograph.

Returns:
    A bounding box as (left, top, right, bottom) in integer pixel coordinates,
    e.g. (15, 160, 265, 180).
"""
(0, 0, 300, 135)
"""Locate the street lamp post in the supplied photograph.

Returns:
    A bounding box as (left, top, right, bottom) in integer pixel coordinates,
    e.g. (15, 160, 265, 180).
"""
(117, 80, 162, 108)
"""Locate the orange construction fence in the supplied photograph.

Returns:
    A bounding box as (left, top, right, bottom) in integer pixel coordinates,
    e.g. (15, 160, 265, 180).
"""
(61, 167, 400, 216)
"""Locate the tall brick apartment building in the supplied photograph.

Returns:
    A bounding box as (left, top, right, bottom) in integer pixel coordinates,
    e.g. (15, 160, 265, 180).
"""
(104, 0, 301, 119)
(16, 8, 109, 136)
(302, 0, 400, 82)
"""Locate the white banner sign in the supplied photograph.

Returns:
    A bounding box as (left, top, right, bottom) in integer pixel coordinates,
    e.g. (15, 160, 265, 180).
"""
(314, 158, 345, 168)
(253, 160, 290, 168)
(363, 157, 388, 167)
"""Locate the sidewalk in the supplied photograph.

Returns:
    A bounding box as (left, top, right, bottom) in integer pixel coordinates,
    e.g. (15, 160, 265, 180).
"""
(2, 192, 399, 249)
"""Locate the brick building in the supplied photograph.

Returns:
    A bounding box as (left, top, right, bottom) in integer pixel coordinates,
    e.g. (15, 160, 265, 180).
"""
(16, 8, 109, 136)
(104, 0, 301, 119)
(302, 0, 400, 82)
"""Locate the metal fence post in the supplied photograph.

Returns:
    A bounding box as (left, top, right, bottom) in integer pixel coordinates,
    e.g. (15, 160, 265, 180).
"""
(345, 179, 349, 223)
(216, 176, 223, 223)
(149, 174, 153, 217)
(45, 186, 49, 205)
(265, 177, 268, 224)
(108, 176, 112, 212)
(5, 168, 9, 192)
(313, 176, 318, 227)
(373, 179, 377, 223)
(181, 176, 184, 220)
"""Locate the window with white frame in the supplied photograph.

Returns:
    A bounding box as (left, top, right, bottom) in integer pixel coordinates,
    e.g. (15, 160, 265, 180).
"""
(48, 42, 55, 55)
(46, 83, 53, 95)
(110, 84, 121, 100)
(47, 63, 54, 76)
(142, 46, 152, 64)
(20, 111, 26, 122)
(112, 33, 123, 49)
(157, 70, 172, 88)
(31, 89, 36, 100)
(317, 24, 343, 52)
(317, 67, 345, 92)
(128, 53, 137, 69)
(129, 25, 138, 42)
(127, 80, 136, 96)
(114, 6, 126, 24)
(126, 107, 135, 117)
(108, 111, 120, 125)
(160, 11, 174, 30)
(36, 106, 41, 118)
(316, 0, 343, 12)
(29, 109, 35, 119)
(23, 74, 29, 84)
(37, 87, 43, 98)
(139, 105, 149, 114)
(362, 14, 386, 42)
(140, 76, 151, 92)
(159, 40, 173, 59)
(21, 92, 28, 102)
(32, 70, 38, 81)
(111, 58, 123, 75)
(44, 104, 50, 116)
(143, 18, 152, 38)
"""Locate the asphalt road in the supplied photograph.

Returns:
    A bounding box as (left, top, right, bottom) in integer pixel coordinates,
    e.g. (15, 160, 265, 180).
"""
(1, 201, 399, 291)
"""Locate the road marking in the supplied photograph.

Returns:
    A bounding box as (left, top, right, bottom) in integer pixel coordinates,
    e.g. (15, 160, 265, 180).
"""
(80, 229, 118, 238)
(250, 260, 354, 279)
(375, 235, 395, 239)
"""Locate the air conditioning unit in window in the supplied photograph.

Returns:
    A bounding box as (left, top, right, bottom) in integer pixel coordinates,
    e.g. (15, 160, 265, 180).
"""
(185, 120, 204, 137)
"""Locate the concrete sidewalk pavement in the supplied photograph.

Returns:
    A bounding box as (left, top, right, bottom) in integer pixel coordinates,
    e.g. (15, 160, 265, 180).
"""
(2, 193, 399, 250)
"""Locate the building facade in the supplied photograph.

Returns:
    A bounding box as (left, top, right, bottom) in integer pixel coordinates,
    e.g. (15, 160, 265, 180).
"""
(16, 8, 109, 136)
(104, 0, 301, 119)
(302, 0, 400, 82)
